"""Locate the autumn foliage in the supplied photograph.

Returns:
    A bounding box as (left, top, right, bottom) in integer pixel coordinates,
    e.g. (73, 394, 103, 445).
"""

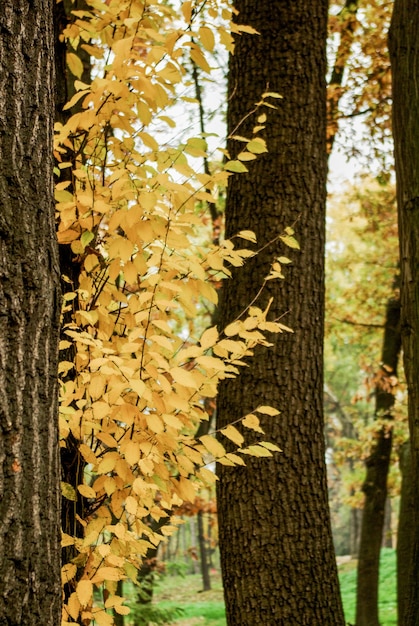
(55, 1, 291, 623)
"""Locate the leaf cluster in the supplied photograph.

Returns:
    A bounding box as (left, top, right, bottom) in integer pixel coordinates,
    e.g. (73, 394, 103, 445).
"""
(56, 2, 288, 623)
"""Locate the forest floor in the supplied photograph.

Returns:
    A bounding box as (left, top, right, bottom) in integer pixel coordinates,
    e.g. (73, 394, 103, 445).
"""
(125, 548, 397, 625)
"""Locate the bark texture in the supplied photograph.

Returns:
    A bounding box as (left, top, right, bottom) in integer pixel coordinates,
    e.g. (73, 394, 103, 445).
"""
(216, 2, 345, 624)
(0, 1, 61, 625)
(389, 3, 419, 624)
(356, 296, 401, 626)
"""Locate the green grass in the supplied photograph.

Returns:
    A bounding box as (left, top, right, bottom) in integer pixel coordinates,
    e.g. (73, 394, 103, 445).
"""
(153, 571, 226, 626)
(126, 550, 397, 625)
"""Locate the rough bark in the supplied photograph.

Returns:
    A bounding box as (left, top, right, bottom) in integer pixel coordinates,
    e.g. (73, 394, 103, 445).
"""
(389, 3, 419, 624)
(216, 2, 345, 624)
(355, 296, 401, 626)
(0, 1, 61, 624)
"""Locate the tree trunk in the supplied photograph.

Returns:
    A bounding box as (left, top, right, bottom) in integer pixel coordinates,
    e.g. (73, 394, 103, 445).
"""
(216, 2, 345, 624)
(356, 295, 401, 626)
(389, 3, 419, 624)
(54, 0, 91, 579)
(197, 510, 211, 591)
(383, 497, 393, 548)
(397, 440, 415, 624)
(350, 507, 362, 558)
(0, 1, 62, 624)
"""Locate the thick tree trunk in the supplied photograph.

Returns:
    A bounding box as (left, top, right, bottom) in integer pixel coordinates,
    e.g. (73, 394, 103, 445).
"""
(0, 1, 61, 625)
(389, 3, 419, 624)
(356, 296, 401, 626)
(216, 2, 345, 624)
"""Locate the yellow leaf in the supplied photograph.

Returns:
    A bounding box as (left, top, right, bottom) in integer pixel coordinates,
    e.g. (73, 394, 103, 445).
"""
(125, 495, 138, 515)
(61, 563, 77, 584)
(146, 413, 164, 433)
(256, 405, 280, 416)
(124, 441, 140, 466)
(198, 467, 218, 484)
(198, 26, 215, 52)
(176, 476, 197, 502)
(242, 414, 264, 434)
(280, 234, 300, 250)
(129, 378, 146, 397)
(224, 160, 248, 173)
(217, 456, 235, 466)
(190, 44, 211, 74)
(246, 138, 268, 154)
(78, 484, 96, 499)
(61, 481, 77, 501)
(115, 605, 130, 616)
(199, 435, 226, 458)
(182, 1, 193, 23)
(67, 52, 84, 78)
(62, 89, 89, 111)
(200, 326, 219, 349)
(92, 566, 124, 583)
(236, 230, 257, 243)
(221, 425, 244, 446)
(262, 91, 283, 99)
(61, 532, 75, 547)
(242, 444, 272, 457)
(97, 452, 118, 474)
(76, 579, 93, 607)
(92, 609, 114, 626)
(171, 367, 201, 389)
(237, 151, 257, 161)
(79, 443, 98, 464)
(225, 452, 246, 466)
(224, 321, 242, 337)
(259, 441, 282, 452)
(67, 592, 81, 620)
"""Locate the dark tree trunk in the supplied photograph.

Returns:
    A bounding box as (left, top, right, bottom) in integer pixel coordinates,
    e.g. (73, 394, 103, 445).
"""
(0, 1, 61, 624)
(356, 296, 401, 626)
(216, 2, 345, 624)
(389, 3, 419, 624)
(197, 510, 211, 591)
(54, 0, 91, 578)
(382, 497, 393, 548)
(397, 440, 415, 624)
(350, 507, 362, 558)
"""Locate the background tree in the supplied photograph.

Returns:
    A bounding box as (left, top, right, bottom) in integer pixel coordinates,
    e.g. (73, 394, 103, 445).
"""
(389, 2, 419, 624)
(216, 1, 345, 624)
(0, 1, 62, 624)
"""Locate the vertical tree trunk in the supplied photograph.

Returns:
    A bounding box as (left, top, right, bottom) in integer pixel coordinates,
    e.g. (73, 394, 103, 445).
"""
(54, 0, 91, 580)
(197, 510, 211, 591)
(382, 497, 393, 548)
(350, 507, 362, 558)
(397, 440, 415, 624)
(389, 3, 419, 624)
(216, 2, 345, 624)
(0, 1, 61, 624)
(356, 296, 401, 626)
